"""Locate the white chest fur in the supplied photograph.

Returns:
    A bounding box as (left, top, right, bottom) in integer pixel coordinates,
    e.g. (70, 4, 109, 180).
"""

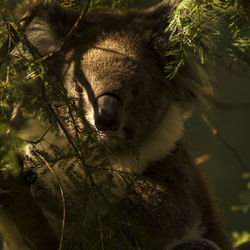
(109, 103, 184, 197)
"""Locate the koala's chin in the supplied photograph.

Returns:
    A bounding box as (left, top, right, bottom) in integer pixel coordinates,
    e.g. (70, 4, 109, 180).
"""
(93, 127, 136, 154)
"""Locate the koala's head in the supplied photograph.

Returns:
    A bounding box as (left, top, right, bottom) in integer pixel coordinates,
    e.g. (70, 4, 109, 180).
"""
(73, 32, 174, 147)
(16, 0, 210, 152)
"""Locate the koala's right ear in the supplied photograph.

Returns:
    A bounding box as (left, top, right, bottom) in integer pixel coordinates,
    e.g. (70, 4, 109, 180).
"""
(134, 0, 211, 105)
(136, 0, 180, 32)
(14, 2, 78, 58)
(130, 0, 181, 64)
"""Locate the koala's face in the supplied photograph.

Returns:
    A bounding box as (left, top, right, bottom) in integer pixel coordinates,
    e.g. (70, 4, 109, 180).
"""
(19, 2, 199, 152)
(64, 32, 172, 149)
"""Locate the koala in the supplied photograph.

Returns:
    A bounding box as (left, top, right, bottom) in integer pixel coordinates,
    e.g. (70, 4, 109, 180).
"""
(0, 0, 238, 249)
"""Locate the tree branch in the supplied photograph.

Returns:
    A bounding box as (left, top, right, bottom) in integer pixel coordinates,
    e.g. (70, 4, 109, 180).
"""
(194, 154, 211, 166)
(0, 6, 39, 67)
(201, 115, 250, 172)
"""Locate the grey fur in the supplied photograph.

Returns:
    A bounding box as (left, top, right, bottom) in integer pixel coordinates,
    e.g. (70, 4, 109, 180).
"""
(2, 1, 237, 249)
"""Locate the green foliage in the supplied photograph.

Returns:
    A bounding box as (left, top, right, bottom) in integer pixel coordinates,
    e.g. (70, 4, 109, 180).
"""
(0, 0, 249, 248)
(165, 0, 250, 78)
(0, 1, 141, 248)
(233, 230, 250, 247)
(232, 173, 250, 246)
(213, 0, 250, 70)
(232, 172, 250, 213)
(60, 0, 136, 10)
(0, 122, 23, 175)
(0, 30, 26, 175)
(89, 0, 135, 10)
(165, 0, 219, 79)
(60, 0, 85, 9)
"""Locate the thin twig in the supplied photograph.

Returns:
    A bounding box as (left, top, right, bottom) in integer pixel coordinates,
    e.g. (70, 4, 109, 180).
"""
(213, 99, 250, 110)
(36, 153, 65, 250)
(194, 154, 211, 166)
(10, 2, 106, 202)
(39, 0, 91, 62)
(63, 96, 104, 201)
(0, 6, 39, 67)
(42, 87, 108, 202)
(24, 127, 51, 145)
(5, 102, 23, 134)
(201, 115, 250, 172)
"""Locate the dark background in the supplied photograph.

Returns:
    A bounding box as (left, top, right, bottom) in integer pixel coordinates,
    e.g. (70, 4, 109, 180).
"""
(189, 61, 250, 233)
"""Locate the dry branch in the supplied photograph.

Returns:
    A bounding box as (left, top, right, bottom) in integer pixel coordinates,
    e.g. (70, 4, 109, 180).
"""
(194, 154, 211, 166)
(201, 115, 250, 172)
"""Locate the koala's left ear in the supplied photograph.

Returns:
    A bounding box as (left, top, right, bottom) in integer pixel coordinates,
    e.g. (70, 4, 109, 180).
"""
(12, 3, 78, 58)
(135, 0, 212, 105)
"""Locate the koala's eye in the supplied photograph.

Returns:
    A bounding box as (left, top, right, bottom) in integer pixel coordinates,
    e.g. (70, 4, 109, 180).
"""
(74, 84, 83, 94)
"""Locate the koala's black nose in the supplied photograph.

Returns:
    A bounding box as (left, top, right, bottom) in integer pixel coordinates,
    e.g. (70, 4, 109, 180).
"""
(95, 94, 123, 132)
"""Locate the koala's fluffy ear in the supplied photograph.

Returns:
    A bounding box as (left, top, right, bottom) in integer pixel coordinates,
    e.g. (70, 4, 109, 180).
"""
(137, 0, 212, 106)
(14, 3, 78, 57)
(135, 0, 180, 33)
(132, 0, 181, 64)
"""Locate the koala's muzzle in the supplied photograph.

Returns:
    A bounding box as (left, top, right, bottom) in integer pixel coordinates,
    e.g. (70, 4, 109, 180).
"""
(95, 95, 123, 132)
